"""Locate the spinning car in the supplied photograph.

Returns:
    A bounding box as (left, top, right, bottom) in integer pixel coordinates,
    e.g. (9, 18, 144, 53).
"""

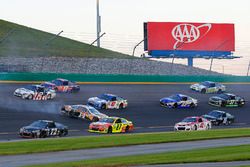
(209, 93, 245, 107)
(88, 117, 134, 133)
(88, 93, 128, 109)
(61, 104, 108, 122)
(190, 81, 226, 94)
(14, 85, 56, 100)
(174, 116, 211, 131)
(41, 78, 80, 93)
(160, 94, 197, 108)
(19, 120, 68, 138)
(202, 110, 235, 125)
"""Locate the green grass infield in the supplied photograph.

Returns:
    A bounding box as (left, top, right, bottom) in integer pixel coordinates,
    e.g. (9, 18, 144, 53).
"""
(27, 144, 250, 167)
(1, 128, 250, 155)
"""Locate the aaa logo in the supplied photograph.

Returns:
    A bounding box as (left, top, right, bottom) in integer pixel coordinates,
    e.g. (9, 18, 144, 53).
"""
(171, 23, 212, 49)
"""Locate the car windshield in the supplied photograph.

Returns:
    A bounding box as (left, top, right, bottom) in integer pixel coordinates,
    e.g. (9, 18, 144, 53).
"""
(25, 85, 37, 91)
(98, 94, 114, 101)
(217, 94, 230, 99)
(182, 117, 196, 122)
(208, 111, 222, 118)
(88, 107, 101, 115)
(200, 81, 210, 87)
(169, 95, 181, 100)
(99, 118, 115, 123)
(30, 121, 47, 128)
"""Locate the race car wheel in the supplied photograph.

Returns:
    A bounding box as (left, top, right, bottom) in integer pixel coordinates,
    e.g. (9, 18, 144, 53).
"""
(221, 101, 226, 107)
(101, 104, 106, 109)
(225, 120, 232, 125)
(201, 89, 206, 94)
(32, 133, 38, 138)
(47, 94, 51, 100)
(173, 103, 178, 108)
(107, 127, 112, 134)
(92, 117, 99, 122)
(217, 89, 222, 94)
(39, 131, 47, 138)
(193, 125, 197, 131)
(125, 126, 129, 133)
(119, 103, 124, 109)
(190, 103, 195, 108)
(59, 129, 68, 137)
(28, 94, 33, 100)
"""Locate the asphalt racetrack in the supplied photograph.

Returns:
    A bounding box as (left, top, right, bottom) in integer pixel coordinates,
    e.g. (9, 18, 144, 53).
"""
(0, 83, 250, 141)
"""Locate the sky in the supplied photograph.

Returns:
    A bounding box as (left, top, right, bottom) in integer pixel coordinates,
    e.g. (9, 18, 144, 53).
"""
(1, 0, 250, 75)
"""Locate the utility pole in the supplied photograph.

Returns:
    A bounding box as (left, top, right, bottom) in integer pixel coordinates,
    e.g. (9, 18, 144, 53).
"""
(96, 0, 101, 47)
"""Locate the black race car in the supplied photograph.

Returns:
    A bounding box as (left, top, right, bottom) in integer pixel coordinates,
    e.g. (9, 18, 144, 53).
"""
(209, 93, 245, 107)
(19, 120, 68, 138)
(202, 110, 235, 125)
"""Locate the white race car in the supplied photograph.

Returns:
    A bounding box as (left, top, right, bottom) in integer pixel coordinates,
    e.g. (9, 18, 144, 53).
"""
(190, 81, 226, 94)
(14, 85, 56, 100)
(174, 116, 211, 131)
(87, 93, 128, 109)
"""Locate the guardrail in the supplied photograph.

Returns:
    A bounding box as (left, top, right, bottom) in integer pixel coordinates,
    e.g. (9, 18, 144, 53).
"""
(0, 73, 250, 82)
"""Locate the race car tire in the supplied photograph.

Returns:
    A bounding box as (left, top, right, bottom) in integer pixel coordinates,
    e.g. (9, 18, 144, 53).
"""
(173, 103, 178, 108)
(201, 89, 206, 94)
(101, 104, 106, 109)
(39, 131, 47, 138)
(32, 133, 38, 138)
(125, 126, 129, 133)
(190, 103, 195, 108)
(221, 101, 226, 107)
(217, 89, 222, 94)
(28, 94, 33, 100)
(92, 117, 99, 122)
(47, 94, 51, 100)
(68, 111, 74, 118)
(225, 120, 232, 125)
(59, 129, 68, 137)
(238, 101, 244, 107)
(107, 127, 112, 134)
(193, 125, 197, 131)
(119, 103, 124, 109)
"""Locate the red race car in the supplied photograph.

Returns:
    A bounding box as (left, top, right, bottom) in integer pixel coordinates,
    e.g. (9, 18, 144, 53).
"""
(41, 78, 80, 93)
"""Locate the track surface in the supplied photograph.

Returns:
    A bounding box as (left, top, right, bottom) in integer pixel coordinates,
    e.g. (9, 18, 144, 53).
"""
(0, 83, 250, 140)
(1, 137, 250, 167)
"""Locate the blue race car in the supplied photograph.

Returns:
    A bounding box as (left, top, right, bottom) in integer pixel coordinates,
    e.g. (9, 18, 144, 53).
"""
(160, 94, 198, 108)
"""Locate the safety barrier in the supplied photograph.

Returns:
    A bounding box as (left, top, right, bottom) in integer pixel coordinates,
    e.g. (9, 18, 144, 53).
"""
(0, 73, 250, 82)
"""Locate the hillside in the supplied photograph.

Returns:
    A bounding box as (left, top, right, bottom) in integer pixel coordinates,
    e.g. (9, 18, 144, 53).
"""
(0, 19, 133, 58)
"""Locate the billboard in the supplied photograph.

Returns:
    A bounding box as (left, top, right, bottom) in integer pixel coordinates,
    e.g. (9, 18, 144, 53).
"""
(144, 22, 235, 55)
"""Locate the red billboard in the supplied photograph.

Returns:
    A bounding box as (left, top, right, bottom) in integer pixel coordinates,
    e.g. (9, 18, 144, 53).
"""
(146, 22, 235, 52)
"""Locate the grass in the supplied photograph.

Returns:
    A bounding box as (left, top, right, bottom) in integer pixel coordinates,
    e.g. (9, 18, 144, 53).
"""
(0, 19, 133, 58)
(1, 128, 250, 155)
(27, 144, 250, 167)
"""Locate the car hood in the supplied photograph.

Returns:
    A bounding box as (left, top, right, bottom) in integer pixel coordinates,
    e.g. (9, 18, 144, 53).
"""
(90, 122, 111, 126)
(191, 83, 205, 89)
(210, 96, 224, 101)
(202, 115, 217, 121)
(22, 126, 41, 131)
(88, 97, 107, 103)
(176, 122, 194, 126)
(15, 88, 33, 94)
(160, 97, 176, 103)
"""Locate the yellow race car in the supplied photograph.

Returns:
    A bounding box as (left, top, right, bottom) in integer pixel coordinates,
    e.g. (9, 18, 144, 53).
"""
(88, 117, 134, 133)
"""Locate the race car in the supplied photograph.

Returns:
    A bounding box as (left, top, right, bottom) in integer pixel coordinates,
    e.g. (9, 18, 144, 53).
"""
(202, 110, 235, 125)
(174, 116, 211, 131)
(160, 94, 197, 108)
(190, 81, 226, 94)
(41, 78, 80, 93)
(19, 120, 68, 138)
(88, 117, 134, 133)
(61, 104, 108, 122)
(14, 85, 56, 100)
(209, 93, 245, 107)
(87, 93, 128, 109)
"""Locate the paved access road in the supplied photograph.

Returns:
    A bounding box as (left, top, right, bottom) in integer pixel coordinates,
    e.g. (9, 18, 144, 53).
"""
(0, 137, 250, 167)
(0, 83, 250, 140)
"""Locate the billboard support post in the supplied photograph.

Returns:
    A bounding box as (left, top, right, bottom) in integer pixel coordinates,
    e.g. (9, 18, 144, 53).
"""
(209, 58, 214, 71)
(188, 58, 193, 66)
